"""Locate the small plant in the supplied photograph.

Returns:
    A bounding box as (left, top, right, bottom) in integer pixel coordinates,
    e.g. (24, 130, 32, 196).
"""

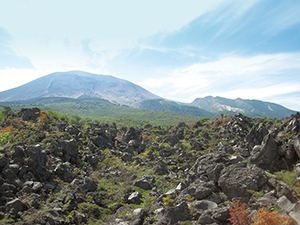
(186, 195, 195, 203)
(162, 195, 175, 207)
(247, 190, 264, 198)
(213, 114, 231, 127)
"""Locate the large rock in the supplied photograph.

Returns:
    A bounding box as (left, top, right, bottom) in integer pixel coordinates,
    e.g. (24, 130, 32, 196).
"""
(133, 175, 155, 190)
(250, 134, 284, 172)
(5, 198, 26, 217)
(122, 127, 142, 146)
(127, 192, 142, 204)
(294, 134, 300, 159)
(154, 202, 190, 224)
(18, 108, 41, 121)
(58, 139, 79, 164)
(246, 123, 268, 150)
(25, 145, 48, 171)
(54, 163, 74, 182)
(218, 163, 267, 200)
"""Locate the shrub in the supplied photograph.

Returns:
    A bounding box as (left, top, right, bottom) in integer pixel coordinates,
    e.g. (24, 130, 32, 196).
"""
(228, 200, 251, 225)
(229, 201, 294, 225)
(251, 207, 294, 225)
(213, 114, 231, 127)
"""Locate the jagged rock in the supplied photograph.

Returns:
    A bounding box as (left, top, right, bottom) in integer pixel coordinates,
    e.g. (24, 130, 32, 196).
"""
(22, 181, 43, 193)
(192, 200, 217, 210)
(5, 198, 26, 217)
(121, 153, 133, 162)
(211, 206, 230, 223)
(163, 135, 180, 146)
(154, 202, 190, 224)
(155, 160, 168, 175)
(277, 196, 300, 225)
(294, 134, 300, 159)
(64, 124, 80, 136)
(133, 175, 155, 190)
(0, 156, 8, 169)
(246, 122, 268, 150)
(54, 163, 74, 182)
(84, 154, 99, 168)
(1, 168, 23, 188)
(189, 152, 231, 183)
(90, 135, 112, 149)
(277, 195, 294, 216)
(197, 213, 215, 225)
(42, 210, 67, 225)
(194, 181, 217, 200)
(289, 202, 300, 225)
(127, 191, 142, 204)
(18, 107, 40, 121)
(256, 190, 277, 207)
(11, 146, 25, 165)
(122, 127, 142, 145)
(25, 145, 48, 170)
(250, 134, 286, 172)
(58, 139, 79, 164)
(268, 178, 297, 203)
(79, 177, 97, 193)
(218, 163, 267, 200)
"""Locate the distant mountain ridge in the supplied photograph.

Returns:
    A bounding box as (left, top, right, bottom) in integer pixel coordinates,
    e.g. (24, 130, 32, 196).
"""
(191, 96, 296, 118)
(0, 71, 297, 118)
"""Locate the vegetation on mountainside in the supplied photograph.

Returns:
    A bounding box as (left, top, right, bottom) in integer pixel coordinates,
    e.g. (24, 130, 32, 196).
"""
(0, 106, 298, 224)
(0, 98, 206, 127)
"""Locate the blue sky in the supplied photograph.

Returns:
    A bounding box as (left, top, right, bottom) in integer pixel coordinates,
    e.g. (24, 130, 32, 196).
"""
(0, 0, 300, 111)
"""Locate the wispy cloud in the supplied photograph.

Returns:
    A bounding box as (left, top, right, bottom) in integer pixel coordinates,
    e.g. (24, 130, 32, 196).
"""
(138, 52, 300, 106)
(0, 27, 34, 69)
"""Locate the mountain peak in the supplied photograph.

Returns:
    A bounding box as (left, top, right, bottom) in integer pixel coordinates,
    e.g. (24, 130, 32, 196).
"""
(0, 71, 161, 106)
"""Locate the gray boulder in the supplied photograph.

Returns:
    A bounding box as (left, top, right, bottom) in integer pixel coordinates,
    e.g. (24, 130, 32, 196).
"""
(250, 134, 283, 172)
(192, 200, 217, 210)
(127, 192, 142, 204)
(133, 175, 155, 190)
(218, 164, 267, 200)
(154, 202, 190, 224)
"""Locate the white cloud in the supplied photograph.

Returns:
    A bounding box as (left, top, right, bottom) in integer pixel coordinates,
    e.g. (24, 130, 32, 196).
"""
(139, 52, 300, 110)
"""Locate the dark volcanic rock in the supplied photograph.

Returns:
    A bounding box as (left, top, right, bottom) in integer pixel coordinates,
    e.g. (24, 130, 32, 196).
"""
(133, 175, 155, 190)
(218, 163, 268, 200)
(250, 134, 289, 172)
(154, 201, 190, 224)
(18, 108, 41, 121)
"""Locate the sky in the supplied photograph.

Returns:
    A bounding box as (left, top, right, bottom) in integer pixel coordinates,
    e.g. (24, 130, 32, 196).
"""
(0, 0, 300, 111)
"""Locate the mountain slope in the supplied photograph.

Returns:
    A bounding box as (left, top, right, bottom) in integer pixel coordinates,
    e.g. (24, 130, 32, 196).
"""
(0, 71, 161, 107)
(0, 71, 297, 118)
(191, 96, 296, 118)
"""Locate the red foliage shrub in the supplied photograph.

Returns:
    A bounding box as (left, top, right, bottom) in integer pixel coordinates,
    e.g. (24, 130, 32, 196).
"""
(251, 207, 294, 225)
(1, 125, 15, 134)
(228, 200, 251, 225)
(229, 201, 294, 225)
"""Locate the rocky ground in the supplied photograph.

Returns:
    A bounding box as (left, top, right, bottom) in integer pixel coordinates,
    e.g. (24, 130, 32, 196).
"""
(0, 108, 300, 224)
